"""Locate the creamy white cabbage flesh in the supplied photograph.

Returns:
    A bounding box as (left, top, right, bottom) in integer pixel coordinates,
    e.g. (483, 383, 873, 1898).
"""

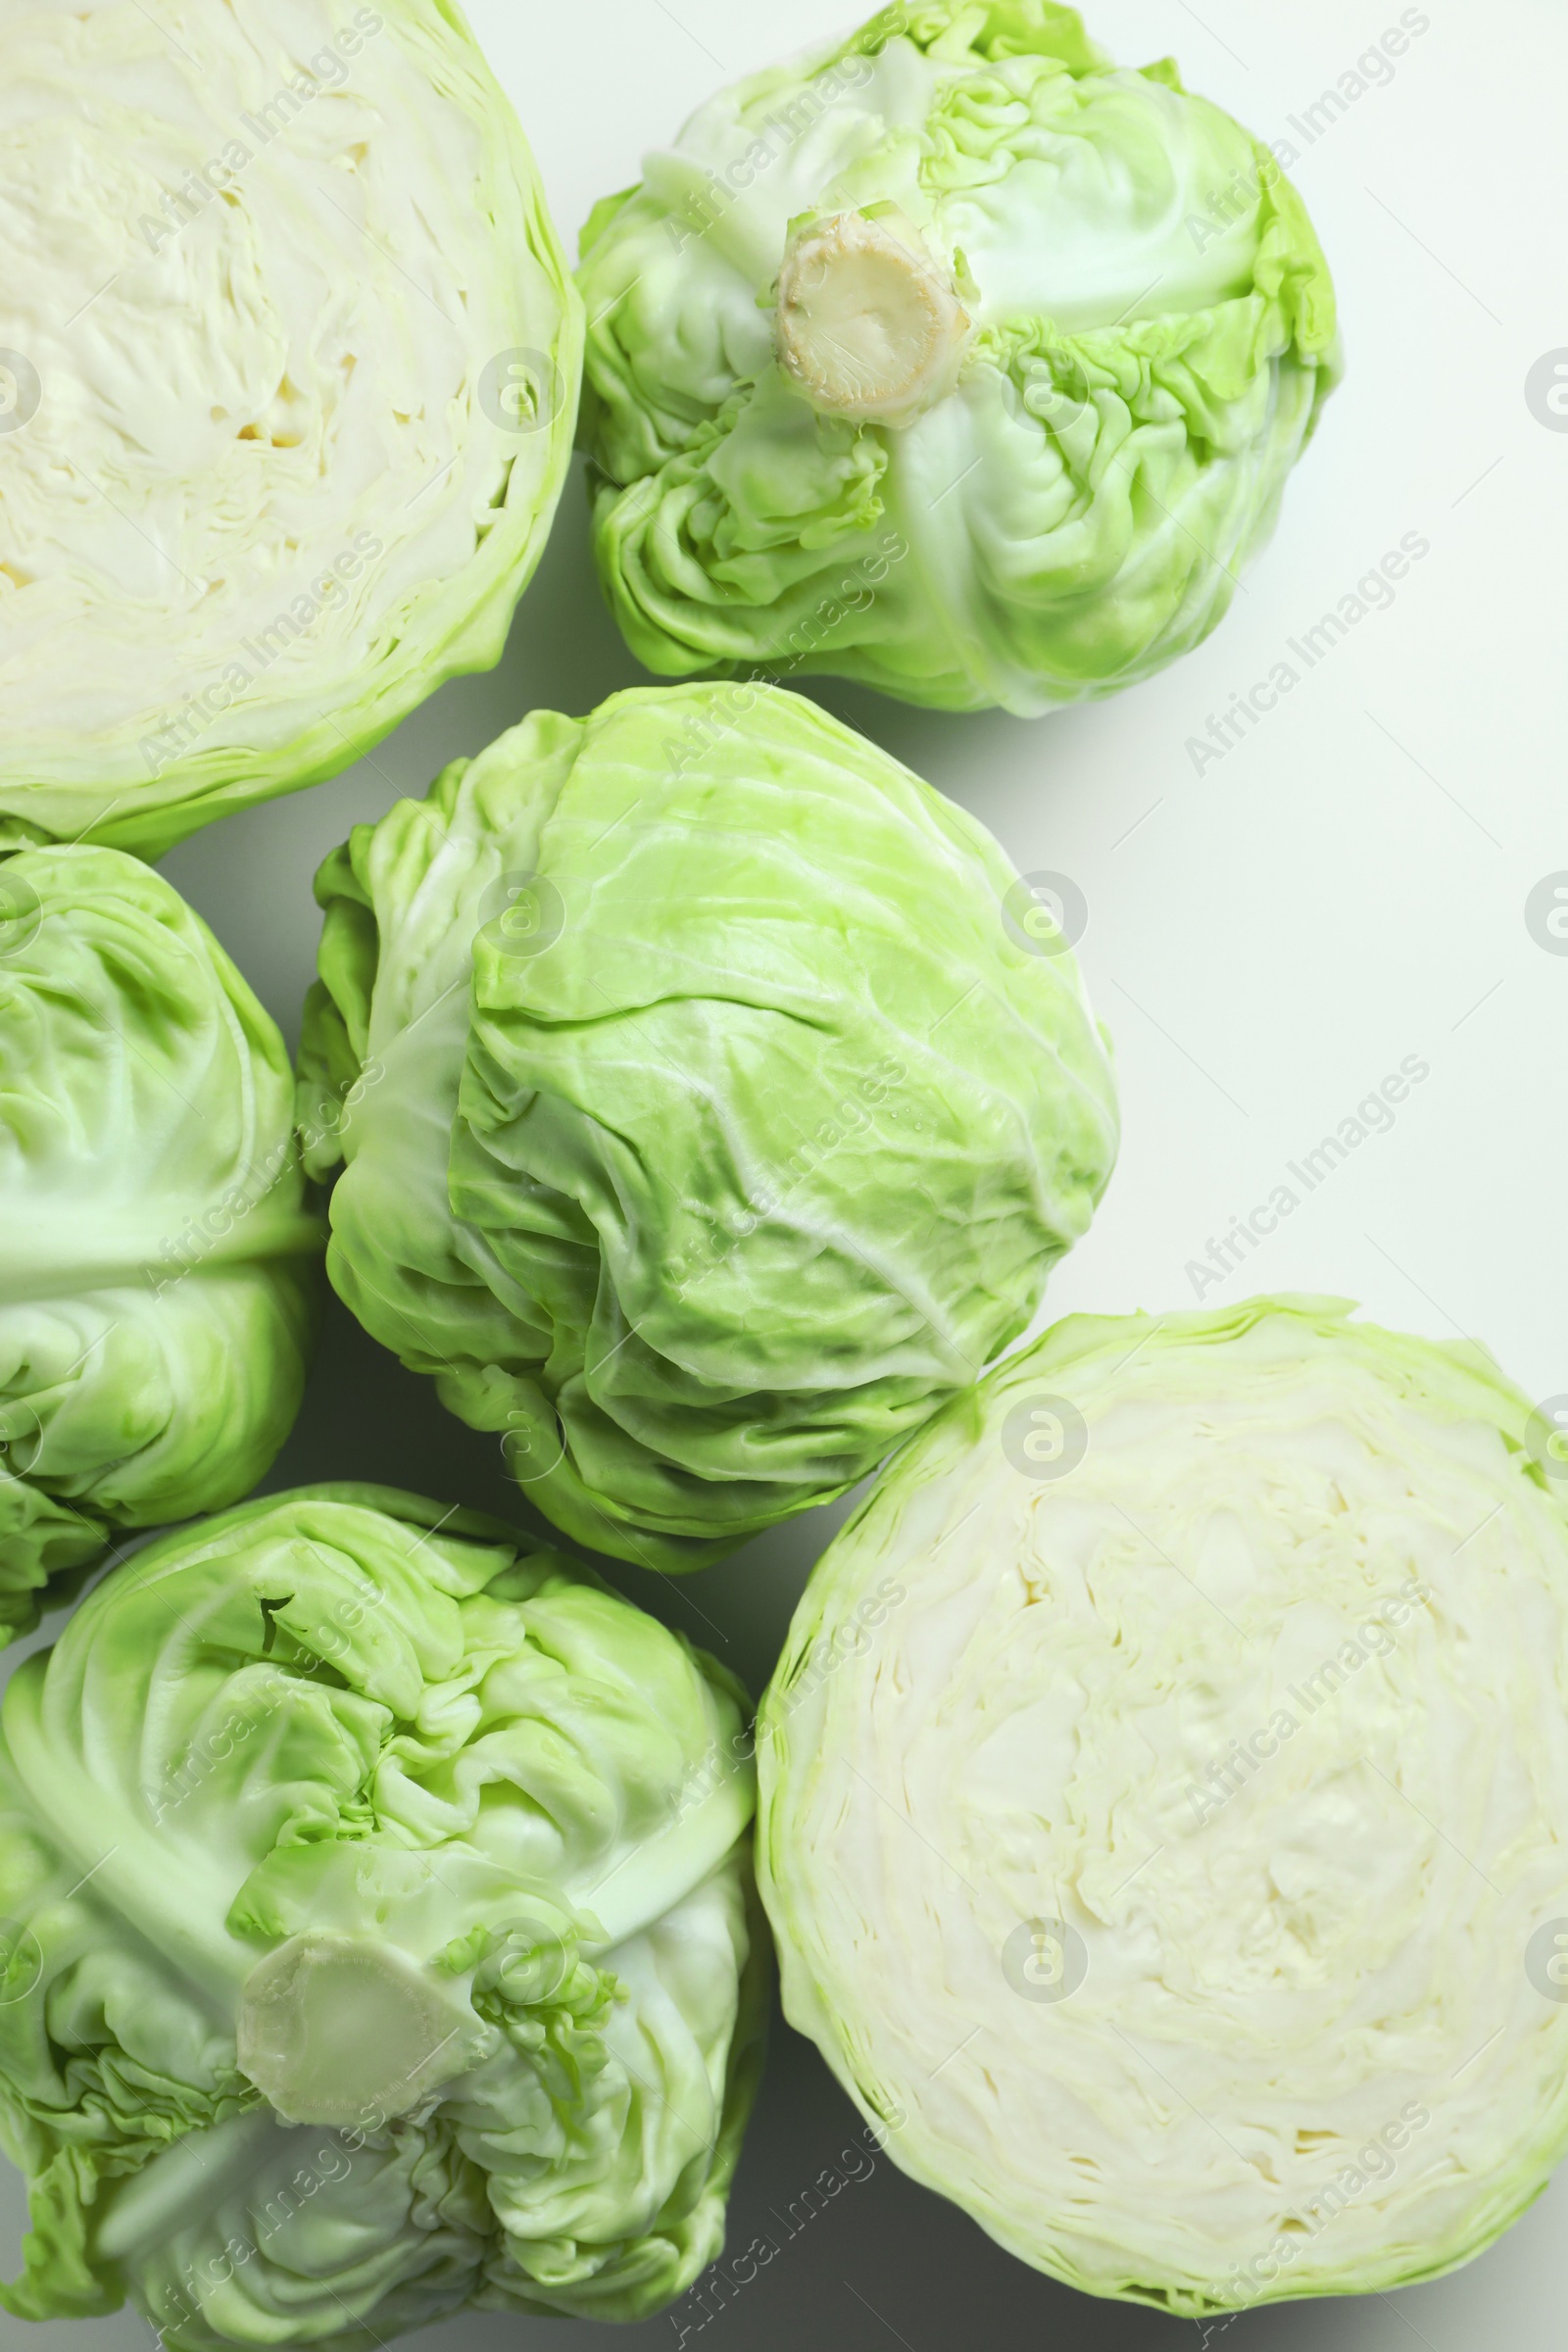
(0, 0, 580, 856)
(759, 1299, 1568, 2312)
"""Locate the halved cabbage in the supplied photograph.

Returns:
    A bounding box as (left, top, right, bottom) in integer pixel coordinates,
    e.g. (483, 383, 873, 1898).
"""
(0, 1486, 765, 2342)
(0, 0, 581, 857)
(759, 1298, 1568, 2312)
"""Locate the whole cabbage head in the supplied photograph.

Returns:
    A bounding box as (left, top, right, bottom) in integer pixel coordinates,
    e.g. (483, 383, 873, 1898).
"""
(577, 0, 1340, 714)
(0, 0, 581, 858)
(0, 1485, 764, 2344)
(759, 1297, 1568, 2312)
(298, 682, 1119, 1570)
(0, 848, 320, 1642)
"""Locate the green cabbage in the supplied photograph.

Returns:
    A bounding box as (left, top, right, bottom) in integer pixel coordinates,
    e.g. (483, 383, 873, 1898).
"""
(0, 1485, 764, 2344)
(0, 0, 582, 859)
(297, 682, 1119, 1569)
(577, 0, 1340, 713)
(0, 847, 320, 1642)
(759, 1297, 1568, 2311)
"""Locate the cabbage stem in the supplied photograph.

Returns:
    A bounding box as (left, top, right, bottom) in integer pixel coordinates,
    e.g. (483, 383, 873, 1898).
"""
(775, 210, 971, 428)
(236, 1933, 475, 2130)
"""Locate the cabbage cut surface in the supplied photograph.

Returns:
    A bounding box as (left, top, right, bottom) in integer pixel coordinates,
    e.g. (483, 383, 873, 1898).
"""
(0, 0, 581, 856)
(760, 1298, 1568, 2311)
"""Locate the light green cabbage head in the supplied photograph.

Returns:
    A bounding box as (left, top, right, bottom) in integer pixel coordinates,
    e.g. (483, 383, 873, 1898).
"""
(0, 1484, 764, 2345)
(577, 0, 1340, 714)
(0, 0, 582, 859)
(759, 1297, 1568, 2312)
(297, 682, 1119, 1570)
(0, 847, 320, 1642)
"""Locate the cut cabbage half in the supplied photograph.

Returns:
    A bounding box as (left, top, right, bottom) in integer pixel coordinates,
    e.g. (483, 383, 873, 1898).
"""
(758, 1297, 1568, 2313)
(0, 0, 582, 858)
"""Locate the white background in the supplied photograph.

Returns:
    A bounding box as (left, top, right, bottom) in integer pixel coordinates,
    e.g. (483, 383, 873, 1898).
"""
(5, 1, 1568, 2347)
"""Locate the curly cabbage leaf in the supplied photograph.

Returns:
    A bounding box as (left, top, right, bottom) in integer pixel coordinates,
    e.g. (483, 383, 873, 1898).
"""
(0, 1485, 764, 2344)
(0, 0, 582, 858)
(578, 0, 1340, 713)
(759, 1297, 1568, 2311)
(0, 846, 320, 1642)
(298, 683, 1119, 1569)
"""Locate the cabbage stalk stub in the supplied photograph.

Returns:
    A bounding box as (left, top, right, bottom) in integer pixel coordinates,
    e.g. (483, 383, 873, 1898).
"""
(759, 1298, 1568, 2311)
(0, 846, 320, 1641)
(0, 0, 582, 858)
(298, 683, 1119, 1569)
(0, 1486, 764, 2342)
(577, 0, 1341, 715)
(775, 209, 973, 427)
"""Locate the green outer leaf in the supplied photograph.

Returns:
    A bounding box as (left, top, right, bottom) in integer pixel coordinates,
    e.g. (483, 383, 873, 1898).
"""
(299, 683, 1119, 1570)
(757, 1297, 1568, 2311)
(472, 1869, 771, 2329)
(0, 846, 321, 1642)
(0, 0, 584, 860)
